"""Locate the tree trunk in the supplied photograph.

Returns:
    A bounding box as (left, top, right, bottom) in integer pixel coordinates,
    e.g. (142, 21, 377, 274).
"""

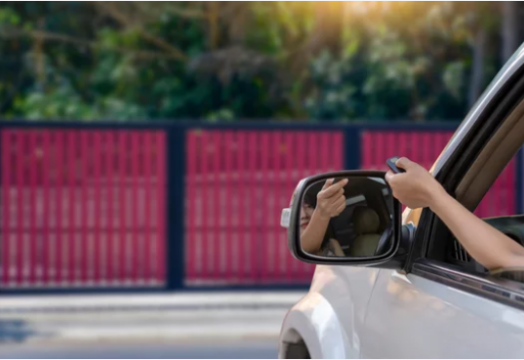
(226, 2, 248, 46)
(34, 18, 46, 90)
(207, 2, 219, 50)
(309, 2, 344, 56)
(501, 2, 520, 62)
(469, 28, 486, 107)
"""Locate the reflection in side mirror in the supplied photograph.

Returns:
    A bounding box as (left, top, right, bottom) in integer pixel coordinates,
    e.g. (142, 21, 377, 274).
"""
(298, 175, 395, 259)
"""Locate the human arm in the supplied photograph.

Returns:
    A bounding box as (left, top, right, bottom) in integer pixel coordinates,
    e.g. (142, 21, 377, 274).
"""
(300, 178, 347, 254)
(300, 210, 332, 254)
(386, 157, 524, 270)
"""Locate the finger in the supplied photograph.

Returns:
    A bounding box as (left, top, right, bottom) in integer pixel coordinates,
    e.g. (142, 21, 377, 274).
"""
(324, 193, 345, 209)
(331, 195, 346, 209)
(319, 186, 344, 201)
(322, 178, 348, 197)
(322, 178, 335, 190)
(326, 187, 344, 199)
(385, 170, 396, 184)
(396, 157, 416, 171)
(334, 201, 346, 215)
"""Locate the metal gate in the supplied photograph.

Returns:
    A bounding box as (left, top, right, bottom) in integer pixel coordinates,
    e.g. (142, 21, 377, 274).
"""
(0, 122, 519, 292)
(0, 128, 166, 288)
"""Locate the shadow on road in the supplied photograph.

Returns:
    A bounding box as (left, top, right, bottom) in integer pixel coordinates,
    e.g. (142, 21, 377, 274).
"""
(0, 319, 48, 343)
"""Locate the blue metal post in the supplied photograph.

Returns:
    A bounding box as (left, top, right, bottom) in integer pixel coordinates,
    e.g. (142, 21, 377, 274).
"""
(344, 126, 361, 170)
(166, 125, 186, 291)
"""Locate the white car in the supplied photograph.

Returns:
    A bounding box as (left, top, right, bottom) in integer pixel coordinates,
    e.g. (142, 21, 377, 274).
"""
(278, 45, 524, 358)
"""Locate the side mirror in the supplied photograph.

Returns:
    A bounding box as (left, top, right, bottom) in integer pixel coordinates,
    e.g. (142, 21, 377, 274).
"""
(282, 171, 403, 266)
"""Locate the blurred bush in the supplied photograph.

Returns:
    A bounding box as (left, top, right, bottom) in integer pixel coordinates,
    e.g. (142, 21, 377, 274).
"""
(0, 1, 522, 122)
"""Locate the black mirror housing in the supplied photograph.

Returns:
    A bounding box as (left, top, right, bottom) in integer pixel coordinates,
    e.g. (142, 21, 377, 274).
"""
(283, 170, 409, 269)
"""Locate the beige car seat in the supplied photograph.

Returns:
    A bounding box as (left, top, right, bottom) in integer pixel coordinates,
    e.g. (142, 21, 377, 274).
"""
(348, 206, 382, 257)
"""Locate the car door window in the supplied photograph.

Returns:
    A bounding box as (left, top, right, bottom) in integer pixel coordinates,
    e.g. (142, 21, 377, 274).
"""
(443, 153, 523, 272)
(416, 149, 524, 306)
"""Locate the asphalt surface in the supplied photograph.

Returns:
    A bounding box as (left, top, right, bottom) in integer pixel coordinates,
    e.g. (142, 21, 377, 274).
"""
(0, 292, 301, 358)
(0, 340, 278, 359)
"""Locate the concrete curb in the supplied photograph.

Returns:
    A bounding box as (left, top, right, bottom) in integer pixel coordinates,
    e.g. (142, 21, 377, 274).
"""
(13, 324, 283, 345)
(0, 291, 305, 313)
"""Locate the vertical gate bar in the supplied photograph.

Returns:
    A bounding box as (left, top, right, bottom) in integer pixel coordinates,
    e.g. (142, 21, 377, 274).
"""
(131, 131, 139, 284)
(143, 132, 152, 283)
(28, 131, 37, 285)
(42, 131, 50, 286)
(248, 131, 257, 282)
(107, 131, 116, 284)
(260, 132, 269, 283)
(211, 131, 220, 281)
(237, 131, 246, 283)
(65, 131, 75, 285)
(80, 130, 88, 284)
(224, 131, 233, 282)
(283, 131, 293, 282)
(92, 131, 101, 284)
(15, 131, 24, 286)
(118, 131, 127, 284)
(184, 131, 194, 283)
(55, 131, 65, 285)
(157, 131, 167, 286)
(1, 129, 10, 286)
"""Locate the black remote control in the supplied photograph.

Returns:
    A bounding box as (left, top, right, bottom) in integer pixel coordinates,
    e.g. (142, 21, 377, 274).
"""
(386, 156, 406, 174)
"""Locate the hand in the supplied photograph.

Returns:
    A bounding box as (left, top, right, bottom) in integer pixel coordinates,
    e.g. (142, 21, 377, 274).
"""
(315, 178, 348, 219)
(385, 157, 445, 209)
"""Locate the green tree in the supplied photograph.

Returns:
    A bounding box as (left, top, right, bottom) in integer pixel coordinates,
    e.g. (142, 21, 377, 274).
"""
(0, 2, 522, 122)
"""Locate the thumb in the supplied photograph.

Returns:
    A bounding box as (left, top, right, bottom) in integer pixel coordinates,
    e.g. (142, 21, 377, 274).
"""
(396, 157, 416, 171)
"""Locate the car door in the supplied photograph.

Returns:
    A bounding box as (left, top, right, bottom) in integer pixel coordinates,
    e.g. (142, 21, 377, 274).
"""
(360, 45, 524, 358)
(362, 267, 524, 358)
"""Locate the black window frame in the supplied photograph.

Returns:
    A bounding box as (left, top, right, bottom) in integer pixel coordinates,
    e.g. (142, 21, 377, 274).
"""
(412, 259, 524, 311)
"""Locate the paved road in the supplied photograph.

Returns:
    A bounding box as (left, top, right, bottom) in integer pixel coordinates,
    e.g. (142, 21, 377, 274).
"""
(0, 292, 298, 358)
(0, 340, 278, 359)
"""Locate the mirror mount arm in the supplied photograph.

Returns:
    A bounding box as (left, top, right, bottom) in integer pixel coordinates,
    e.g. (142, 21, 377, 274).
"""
(391, 223, 416, 269)
(398, 223, 416, 257)
(365, 223, 415, 270)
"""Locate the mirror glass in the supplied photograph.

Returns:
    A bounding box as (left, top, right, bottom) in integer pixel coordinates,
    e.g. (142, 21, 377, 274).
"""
(299, 176, 394, 258)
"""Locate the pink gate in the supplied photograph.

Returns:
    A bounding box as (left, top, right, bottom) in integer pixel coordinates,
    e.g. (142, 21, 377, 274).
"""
(0, 125, 518, 291)
(185, 130, 344, 285)
(0, 128, 166, 288)
(361, 130, 517, 218)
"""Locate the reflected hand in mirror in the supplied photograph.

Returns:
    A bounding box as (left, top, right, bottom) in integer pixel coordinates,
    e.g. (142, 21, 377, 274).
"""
(300, 178, 348, 256)
(299, 176, 394, 258)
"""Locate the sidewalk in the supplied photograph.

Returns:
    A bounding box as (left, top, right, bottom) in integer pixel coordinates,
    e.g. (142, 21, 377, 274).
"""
(0, 292, 306, 344)
(0, 292, 305, 313)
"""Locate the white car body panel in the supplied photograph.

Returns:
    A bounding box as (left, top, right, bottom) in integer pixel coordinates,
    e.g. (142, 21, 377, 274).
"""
(280, 265, 380, 358)
(363, 270, 524, 358)
(280, 265, 524, 358)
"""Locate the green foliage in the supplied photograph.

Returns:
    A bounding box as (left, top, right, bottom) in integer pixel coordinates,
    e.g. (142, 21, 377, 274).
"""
(0, 1, 516, 122)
